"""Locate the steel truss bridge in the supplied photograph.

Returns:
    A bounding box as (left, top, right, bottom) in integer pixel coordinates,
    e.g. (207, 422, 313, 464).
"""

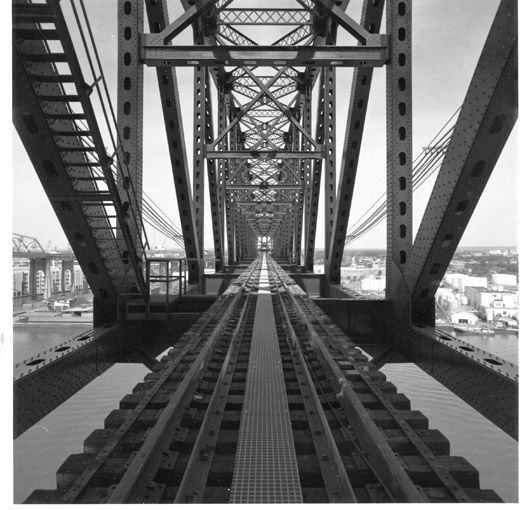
(13, 0, 517, 504)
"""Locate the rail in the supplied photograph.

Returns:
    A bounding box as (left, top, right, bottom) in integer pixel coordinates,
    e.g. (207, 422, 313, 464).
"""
(27, 255, 501, 504)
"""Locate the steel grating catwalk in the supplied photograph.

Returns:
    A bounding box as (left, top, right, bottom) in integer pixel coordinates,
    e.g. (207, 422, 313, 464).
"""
(230, 256, 303, 503)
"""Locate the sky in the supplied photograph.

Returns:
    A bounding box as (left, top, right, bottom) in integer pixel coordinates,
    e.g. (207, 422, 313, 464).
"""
(10, 0, 518, 252)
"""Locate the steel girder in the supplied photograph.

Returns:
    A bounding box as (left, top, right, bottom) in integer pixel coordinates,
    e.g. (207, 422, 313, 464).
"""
(13, 0, 147, 324)
(385, 0, 413, 323)
(140, 43, 388, 67)
(117, 0, 144, 242)
(12, 232, 45, 253)
(193, 65, 207, 251)
(301, 91, 313, 266)
(205, 78, 226, 272)
(14, 327, 119, 438)
(144, 0, 202, 282)
(323, 66, 336, 261)
(404, 0, 518, 323)
(304, 71, 327, 271)
(326, 0, 385, 283)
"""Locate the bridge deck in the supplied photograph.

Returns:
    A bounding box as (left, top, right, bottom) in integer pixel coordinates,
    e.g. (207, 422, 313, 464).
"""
(24, 256, 503, 504)
(230, 256, 302, 503)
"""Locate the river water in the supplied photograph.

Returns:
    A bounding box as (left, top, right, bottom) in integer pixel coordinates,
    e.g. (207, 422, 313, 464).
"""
(13, 326, 518, 503)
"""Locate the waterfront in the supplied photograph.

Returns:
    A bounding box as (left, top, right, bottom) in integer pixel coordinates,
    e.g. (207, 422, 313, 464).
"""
(13, 324, 92, 366)
(13, 326, 518, 503)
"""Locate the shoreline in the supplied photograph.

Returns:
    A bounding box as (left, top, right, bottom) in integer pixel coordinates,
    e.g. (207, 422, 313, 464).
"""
(14, 320, 93, 326)
(437, 323, 518, 336)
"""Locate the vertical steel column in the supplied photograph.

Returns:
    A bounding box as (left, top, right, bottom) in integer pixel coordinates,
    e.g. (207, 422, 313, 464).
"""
(280, 215, 288, 260)
(144, 0, 202, 284)
(404, 0, 516, 323)
(216, 92, 228, 269)
(248, 230, 255, 258)
(234, 209, 242, 262)
(326, 0, 385, 284)
(117, 0, 144, 233)
(301, 90, 312, 266)
(226, 192, 235, 265)
(290, 120, 303, 264)
(193, 66, 206, 252)
(323, 67, 336, 261)
(227, 124, 240, 265)
(204, 70, 225, 272)
(241, 218, 248, 260)
(288, 205, 294, 262)
(304, 72, 326, 271)
(385, 0, 412, 316)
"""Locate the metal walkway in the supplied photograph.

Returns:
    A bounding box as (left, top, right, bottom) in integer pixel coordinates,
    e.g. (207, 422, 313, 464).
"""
(230, 256, 302, 503)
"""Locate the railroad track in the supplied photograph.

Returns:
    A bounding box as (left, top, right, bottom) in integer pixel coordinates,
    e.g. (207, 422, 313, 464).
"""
(26, 255, 502, 503)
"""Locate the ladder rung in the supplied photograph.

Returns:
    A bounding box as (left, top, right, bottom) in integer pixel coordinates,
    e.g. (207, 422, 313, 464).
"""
(39, 94, 81, 102)
(65, 162, 102, 167)
(50, 192, 112, 201)
(14, 28, 60, 40)
(12, 4, 55, 23)
(58, 146, 97, 152)
(52, 130, 92, 137)
(28, 73, 75, 83)
(96, 257, 129, 261)
(46, 113, 86, 120)
(23, 52, 68, 62)
(68, 177, 106, 182)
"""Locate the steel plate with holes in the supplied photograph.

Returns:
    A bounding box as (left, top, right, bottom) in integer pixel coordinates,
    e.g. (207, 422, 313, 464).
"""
(230, 257, 302, 503)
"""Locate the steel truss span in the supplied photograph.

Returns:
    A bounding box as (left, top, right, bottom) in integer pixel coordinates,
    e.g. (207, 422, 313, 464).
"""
(13, 0, 518, 502)
(25, 255, 501, 504)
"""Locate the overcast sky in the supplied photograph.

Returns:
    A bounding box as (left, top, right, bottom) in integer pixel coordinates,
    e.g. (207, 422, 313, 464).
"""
(11, 0, 518, 251)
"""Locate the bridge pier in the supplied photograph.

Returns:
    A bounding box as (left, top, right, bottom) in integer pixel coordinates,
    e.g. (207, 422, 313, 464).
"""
(61, 259, 75, 293)
(29, 257, 51, 300)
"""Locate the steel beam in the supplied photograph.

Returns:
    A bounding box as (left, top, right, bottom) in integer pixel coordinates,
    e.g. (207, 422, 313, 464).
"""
(216, 93, 228, 270)
(227, 185, 302, 191)
(301, 91, 313, 266)
(385, 0, 412, 324)
(148, 0, 216, 45)
(207, 150, 323, 159)
(14, 327, 119, 438)
(304, 71, 327, 271)
(13, 27, 123, 323)
(140, 43, 388, 67)
(203, 72, 225, 271)
(326, 0, 385, 283)
(117, 0, 143, 234)
(144, 0, 202, 283)
(218, 9, 311, 26)
(193, 65, 206, 251)
(404, 0, 517, 323)
(226, 191, 236, 265)
(323, 66, 336, 260)
(407, 327, 518, 439)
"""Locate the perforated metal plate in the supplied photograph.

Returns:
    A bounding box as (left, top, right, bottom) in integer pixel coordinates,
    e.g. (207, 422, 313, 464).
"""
(230, 258, 302, 503)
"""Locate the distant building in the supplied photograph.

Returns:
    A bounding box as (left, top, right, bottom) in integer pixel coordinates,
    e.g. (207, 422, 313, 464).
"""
(449, 260, 466, 271)
(13, 267, 29, 297)
(444, 273, 487, 293)
(451, 311, 478, 325)
(465, 286, 518, 321)
(491, 273, 517, 286)
(361, 276, 385, 292)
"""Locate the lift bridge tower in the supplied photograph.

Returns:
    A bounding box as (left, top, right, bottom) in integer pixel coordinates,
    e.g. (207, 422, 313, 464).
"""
(13, 0, 517, 503)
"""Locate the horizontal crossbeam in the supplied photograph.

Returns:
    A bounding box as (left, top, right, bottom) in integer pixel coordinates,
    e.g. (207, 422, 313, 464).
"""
(207, 150, 323, 159)
(141, 42, 388, 67)
(228, 185, 302, 190)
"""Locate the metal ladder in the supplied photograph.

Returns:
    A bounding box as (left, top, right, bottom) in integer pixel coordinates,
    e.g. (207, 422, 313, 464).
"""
(13, 0, 148, 298)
